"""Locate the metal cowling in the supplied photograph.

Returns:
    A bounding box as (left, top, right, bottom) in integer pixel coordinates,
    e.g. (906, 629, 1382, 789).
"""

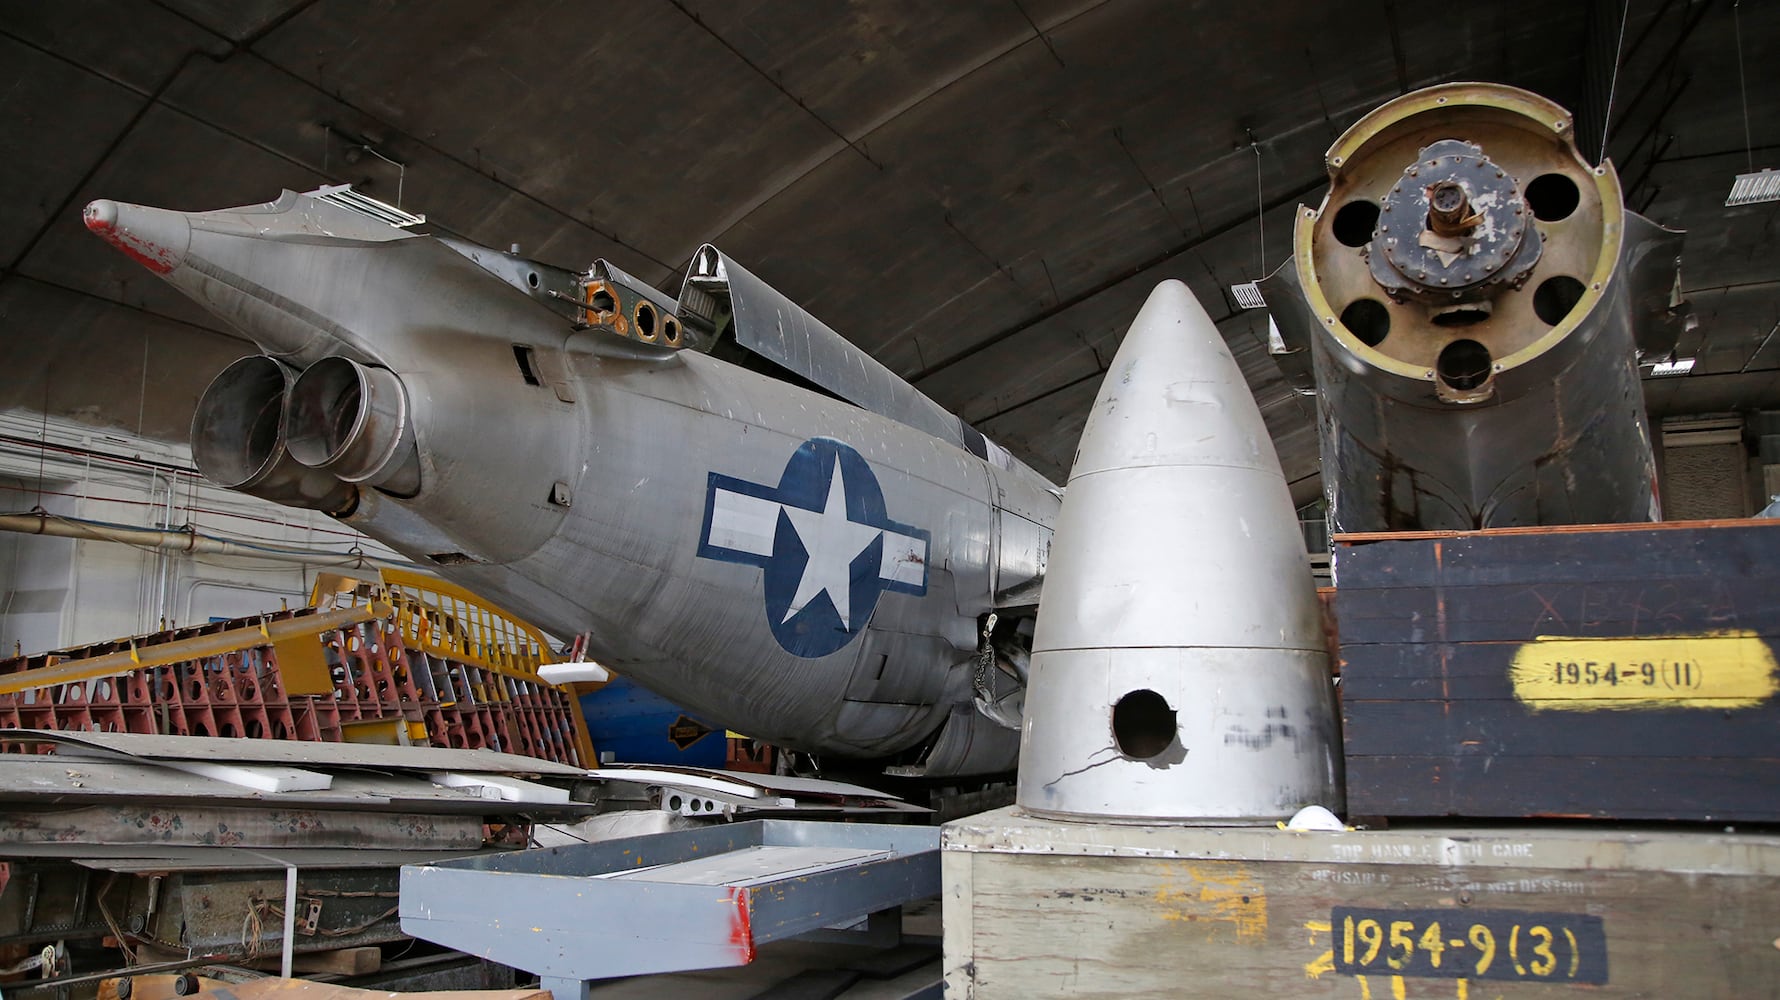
(1016, 280, 1342, 824)
(1262, 82, 1684, 532)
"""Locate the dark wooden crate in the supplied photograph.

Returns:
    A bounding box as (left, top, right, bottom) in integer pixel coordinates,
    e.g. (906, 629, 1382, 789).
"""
(1334, 519, 1780, 822)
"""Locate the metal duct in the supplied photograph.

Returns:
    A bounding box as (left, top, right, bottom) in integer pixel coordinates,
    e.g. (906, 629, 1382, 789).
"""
(191, 356, 358, 515)
(285, 357, 422, 497)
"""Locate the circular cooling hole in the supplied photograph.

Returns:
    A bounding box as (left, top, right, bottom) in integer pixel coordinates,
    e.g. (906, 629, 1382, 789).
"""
(1332, 200, 1382, 248)
(663, 318, 681, 346)
(1340, 298, 1391, 347)
(286, 357, 369, 468)
(1111, 689, 1178, 760)
(590, 288, 616, 313)
(191, 356, 291, 487)
(1525, 173, 1580, 222)
(635, 302, 658, 340)
(1533, 275, 1587, 326)
(1436, 339, 1493, 391)
(525, 271, 540, 289)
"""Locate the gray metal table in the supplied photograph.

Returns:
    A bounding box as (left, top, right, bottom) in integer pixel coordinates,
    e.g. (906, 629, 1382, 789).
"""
(400, 819, 938, 997)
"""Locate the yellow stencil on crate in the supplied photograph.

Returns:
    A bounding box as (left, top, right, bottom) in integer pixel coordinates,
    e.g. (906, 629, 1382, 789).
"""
(1508, 631, 1779, 711)
(1154, 863, 1267, 939)
(1303, 918, 1503, 998)
(1302, 918, 1336, 979)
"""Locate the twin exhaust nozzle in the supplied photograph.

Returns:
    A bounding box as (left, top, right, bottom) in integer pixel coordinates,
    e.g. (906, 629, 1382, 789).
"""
(192, 355, 421, 514)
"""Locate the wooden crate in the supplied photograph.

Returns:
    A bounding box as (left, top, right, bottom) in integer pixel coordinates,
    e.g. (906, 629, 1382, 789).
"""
(1334, 519, 1780, 821)
(943, 807, 1780, 999)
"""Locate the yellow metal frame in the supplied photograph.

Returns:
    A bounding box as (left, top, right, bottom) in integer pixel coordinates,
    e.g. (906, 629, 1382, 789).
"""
(311, 568, 599, 766)
(316, 568, 555, 680)
(0, 604, 383, 697)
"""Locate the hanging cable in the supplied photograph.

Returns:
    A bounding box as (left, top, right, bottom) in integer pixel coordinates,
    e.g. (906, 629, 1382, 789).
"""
(1736, 0, 1754, 173)
(1600, 0, 1632, 162)
(1250, 131, 1266, 274)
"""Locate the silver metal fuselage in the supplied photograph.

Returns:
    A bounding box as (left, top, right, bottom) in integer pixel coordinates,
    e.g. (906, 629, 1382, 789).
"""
(86, 191, 1057, 769)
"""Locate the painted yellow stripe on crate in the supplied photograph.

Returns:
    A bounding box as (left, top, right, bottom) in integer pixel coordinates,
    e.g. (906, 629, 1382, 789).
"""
(1509, 631, 1779, 711)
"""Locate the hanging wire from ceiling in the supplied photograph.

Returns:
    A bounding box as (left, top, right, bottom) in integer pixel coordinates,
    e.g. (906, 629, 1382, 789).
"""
(1725, 0, 1779, 205)
(1736, 0, 1754, 173)
(322, 124, 409, 208)
(1601, 0, 1633, 162)
(1250, 130, 1265, 275)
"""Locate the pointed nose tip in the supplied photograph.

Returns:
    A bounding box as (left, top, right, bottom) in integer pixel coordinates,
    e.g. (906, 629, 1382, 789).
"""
(82, 198, 190, 275)
(82, 200, 119, 234)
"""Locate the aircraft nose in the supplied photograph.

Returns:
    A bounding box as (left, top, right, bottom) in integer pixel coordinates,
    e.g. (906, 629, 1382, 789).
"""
(83, 199, 191, 275)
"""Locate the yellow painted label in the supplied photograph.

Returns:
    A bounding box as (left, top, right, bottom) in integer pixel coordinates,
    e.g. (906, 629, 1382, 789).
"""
(1509, 631, 1779, 711)
(1155, 863, 1267, 940)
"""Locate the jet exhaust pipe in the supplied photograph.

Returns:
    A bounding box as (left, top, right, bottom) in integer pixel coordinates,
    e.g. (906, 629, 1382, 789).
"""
(191, 356, 358, 515)
(285, 357, 422, 497)
(1262, 82, 1684, 532)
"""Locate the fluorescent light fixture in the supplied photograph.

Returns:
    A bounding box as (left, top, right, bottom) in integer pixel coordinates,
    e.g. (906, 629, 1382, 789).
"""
(1649, 357, 1696, 377)
(1727, 170, 1780, 207)
(1230, 282, 1267, 309)
(312, 183, 426, 227)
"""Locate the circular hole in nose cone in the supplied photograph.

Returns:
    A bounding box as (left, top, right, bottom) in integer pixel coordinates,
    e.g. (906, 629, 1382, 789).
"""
(1340, 298, 1391, 347)
(1525, 173, 1580, 222)
(636, 302, 657, 340)
(663, 318, 680, 346)
(1332, 200, 1381, 248)
(1112, 689, 1177, 760)
(1436, 339, 1493, 391)
(1533, 275, 1587, 326)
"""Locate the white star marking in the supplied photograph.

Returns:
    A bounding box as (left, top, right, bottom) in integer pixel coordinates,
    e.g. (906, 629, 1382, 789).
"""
(779, 456, 884, 628)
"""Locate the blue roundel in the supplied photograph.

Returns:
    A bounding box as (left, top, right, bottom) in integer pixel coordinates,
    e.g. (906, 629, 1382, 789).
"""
(697, 438, 930, 658)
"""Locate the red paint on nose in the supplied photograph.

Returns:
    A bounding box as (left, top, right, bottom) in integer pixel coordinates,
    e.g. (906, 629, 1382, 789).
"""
(83, 200, 117, 235)
(83, 200, 176, 275)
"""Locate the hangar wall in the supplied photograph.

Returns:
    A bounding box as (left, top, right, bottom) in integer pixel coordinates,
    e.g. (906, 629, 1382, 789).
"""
(0, 409, 401, 655)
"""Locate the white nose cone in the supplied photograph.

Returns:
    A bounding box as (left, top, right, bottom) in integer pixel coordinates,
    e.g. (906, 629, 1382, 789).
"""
(1016, 280, 1344, 823)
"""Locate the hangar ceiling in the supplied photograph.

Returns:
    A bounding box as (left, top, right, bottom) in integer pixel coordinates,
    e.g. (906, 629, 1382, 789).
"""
(3, 0, 1777, 501)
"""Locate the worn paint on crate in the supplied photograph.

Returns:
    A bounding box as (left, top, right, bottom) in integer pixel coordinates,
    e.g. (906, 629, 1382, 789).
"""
(1509, 631, 1779, 710)
(1154, 863, 1267, 939)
